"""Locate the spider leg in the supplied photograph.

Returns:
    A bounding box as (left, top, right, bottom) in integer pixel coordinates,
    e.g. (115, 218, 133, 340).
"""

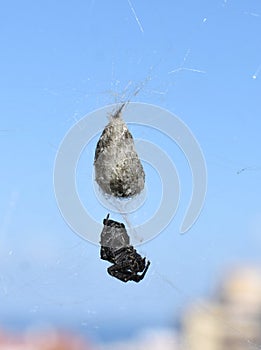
(103, 213, 110, 225)
(108, 260, 151, 283)
(107, 264, 133, 283)
(100, 246, 115, 263)
(131, 260, 151, 283)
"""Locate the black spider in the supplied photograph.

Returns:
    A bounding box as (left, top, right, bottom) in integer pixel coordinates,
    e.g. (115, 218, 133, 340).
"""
(100, 214, 150, 283)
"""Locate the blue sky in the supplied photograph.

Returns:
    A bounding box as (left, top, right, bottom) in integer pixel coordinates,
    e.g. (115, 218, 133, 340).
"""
(1, 0, 261, 342)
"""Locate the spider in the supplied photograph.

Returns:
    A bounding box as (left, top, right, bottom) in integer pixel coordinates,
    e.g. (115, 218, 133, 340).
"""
(100, 214, 150, 283)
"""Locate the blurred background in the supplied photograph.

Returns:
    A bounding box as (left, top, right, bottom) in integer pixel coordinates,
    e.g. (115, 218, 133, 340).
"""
(1, 0, 261, 349)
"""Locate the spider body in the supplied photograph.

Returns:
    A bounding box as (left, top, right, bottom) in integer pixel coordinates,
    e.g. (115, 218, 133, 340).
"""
(100, 214, 150, 283)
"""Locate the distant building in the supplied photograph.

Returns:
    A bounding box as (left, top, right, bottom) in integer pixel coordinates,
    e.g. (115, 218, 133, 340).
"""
(0, 328, 92, 350)
(182, 266, 261, 350)
(99, 328, 179, 350)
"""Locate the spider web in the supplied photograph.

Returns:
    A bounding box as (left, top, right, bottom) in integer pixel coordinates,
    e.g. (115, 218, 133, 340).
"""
(1, 0, 261, 349)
